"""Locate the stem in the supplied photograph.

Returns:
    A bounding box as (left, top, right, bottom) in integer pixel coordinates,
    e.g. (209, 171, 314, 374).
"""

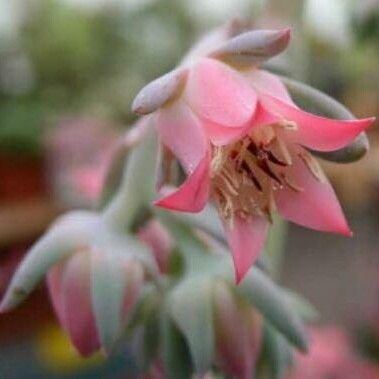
(102, 128, 158, 232)
(156, 210, 212, 273)
(265, 215, 287, 279)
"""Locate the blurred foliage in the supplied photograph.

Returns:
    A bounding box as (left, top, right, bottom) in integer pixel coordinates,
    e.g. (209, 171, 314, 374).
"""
(0, 0, 198, 156)
(0, 99, 45, 154)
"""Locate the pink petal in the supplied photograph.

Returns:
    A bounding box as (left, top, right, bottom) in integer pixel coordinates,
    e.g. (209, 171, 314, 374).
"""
(202, 120, 248, 146)
(208, 101, 281, 146)
(54, 251, 100, 356)
(224, 216, 269, 284)
(154, 154, 210, 213)
(251, 101, 282, 128)
(261, 94, 374, 151)
(155, 102, 207, 173)
(275, 146, 351, 236)
(245, 69, 294, 104)
(185, 58, 258, 128)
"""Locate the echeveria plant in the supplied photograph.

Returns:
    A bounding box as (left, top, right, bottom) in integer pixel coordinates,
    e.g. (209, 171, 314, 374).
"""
(0, 21, 375, 378)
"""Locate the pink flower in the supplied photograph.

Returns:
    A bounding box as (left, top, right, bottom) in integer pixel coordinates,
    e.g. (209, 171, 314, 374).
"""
(132, 28, 375, 282)
(213, 282, 262, 379)
(47, 248, 144, 357)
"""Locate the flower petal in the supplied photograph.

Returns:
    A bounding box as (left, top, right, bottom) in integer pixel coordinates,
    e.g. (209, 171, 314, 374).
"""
(185, 58, 257, 128)
(261, 94, 374, 151)
(155, 102, 207, 173)
(224, 215, 269, 284)
(246, 69, 294, 104)
(154, 155, 210, 213)
(275, 146, 351, 235)
(202, 121, 248, 146)
(60, 251, 100, 357)
(251, 101, 282, 128)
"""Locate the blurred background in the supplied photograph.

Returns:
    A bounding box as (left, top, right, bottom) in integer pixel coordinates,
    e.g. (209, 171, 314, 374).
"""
(0, 0, 378, 377)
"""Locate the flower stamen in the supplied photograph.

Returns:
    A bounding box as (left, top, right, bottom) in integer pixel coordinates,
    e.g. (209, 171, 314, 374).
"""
(280, 173, 304, 192)
(298, 150, 327, 183)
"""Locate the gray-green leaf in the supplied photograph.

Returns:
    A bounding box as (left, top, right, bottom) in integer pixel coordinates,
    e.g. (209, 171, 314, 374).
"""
(238, 267, 308, 352)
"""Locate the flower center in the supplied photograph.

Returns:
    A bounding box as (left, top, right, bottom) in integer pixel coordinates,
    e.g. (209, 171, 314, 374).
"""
(210, 123, 325, 225)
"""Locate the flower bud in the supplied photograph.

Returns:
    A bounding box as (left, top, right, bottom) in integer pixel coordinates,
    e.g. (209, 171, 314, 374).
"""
(213, 281, 262, 379)
(0, 211, 157, 356)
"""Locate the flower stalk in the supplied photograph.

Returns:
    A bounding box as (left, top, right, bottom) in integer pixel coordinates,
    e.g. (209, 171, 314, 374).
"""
(102, 124, 158, 232)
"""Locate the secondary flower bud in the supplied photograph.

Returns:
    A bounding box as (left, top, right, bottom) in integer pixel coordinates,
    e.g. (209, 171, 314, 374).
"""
(47, 248, 145, 357)
(0, 211, 157, 356)
(213, 281, 262, 379)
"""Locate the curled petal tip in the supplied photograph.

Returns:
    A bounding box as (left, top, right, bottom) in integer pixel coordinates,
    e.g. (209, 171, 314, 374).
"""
(333, 220, 353, 237)
(367, 116, 376, 126)
(132, 68, 188, 115)
(153, 156, 210, 213)
(312, 130, 370, 163)
(341, 227, 353, 238)
(355, 116, 376, 130)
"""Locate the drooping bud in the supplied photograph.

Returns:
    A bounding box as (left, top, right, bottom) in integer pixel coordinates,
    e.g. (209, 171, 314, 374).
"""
(0, 210, 157, 357)
(132, 68, 188, 115)
(0, 211, 98, 312)
(47, 249, 100, 357)
(168, 278, 215, 374)
(99, 119, 151, 207)
(209, 28, 291, 68)
(213, 281, 262, 379)
(238, 267, 309, 353)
